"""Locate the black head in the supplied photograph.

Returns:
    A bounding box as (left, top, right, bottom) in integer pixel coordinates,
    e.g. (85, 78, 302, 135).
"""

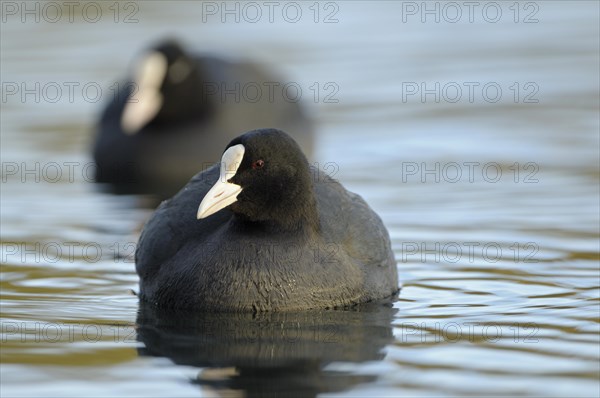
(152, 40, 205, 121)
(197, 129, 318, 232)
(120, 39, 206, 134)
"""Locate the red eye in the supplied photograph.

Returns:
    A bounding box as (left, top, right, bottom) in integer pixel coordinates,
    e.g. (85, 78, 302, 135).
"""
(251, 160, 265, 170)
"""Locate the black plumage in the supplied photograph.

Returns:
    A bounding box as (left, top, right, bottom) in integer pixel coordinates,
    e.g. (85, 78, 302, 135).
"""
(135, 129, 398, 311)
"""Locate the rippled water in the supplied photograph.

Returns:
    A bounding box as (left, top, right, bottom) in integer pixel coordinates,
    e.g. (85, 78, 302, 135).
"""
(1, 1, 599, 397)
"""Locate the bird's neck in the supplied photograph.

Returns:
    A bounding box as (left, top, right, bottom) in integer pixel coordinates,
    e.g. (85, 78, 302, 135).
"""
(231, 194, 320, 236)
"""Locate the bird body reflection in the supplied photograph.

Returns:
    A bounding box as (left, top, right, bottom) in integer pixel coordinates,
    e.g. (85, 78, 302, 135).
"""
(137, 299, 397, 397)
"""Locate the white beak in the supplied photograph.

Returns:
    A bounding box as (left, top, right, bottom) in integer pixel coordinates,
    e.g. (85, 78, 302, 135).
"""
(121, 52, 168, 134)
(197, 144, 245, 219)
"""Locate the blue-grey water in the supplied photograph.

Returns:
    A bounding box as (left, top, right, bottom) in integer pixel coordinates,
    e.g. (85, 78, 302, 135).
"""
(1, 1, 599, 397)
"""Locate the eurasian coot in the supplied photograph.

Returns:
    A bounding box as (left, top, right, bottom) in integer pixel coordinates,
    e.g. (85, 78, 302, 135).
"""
(135, 129, 398, 311)
(93, 40, 313, 197)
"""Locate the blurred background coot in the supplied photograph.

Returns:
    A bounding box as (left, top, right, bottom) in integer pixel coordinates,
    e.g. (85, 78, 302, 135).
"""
(93, 39, 314, 198)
